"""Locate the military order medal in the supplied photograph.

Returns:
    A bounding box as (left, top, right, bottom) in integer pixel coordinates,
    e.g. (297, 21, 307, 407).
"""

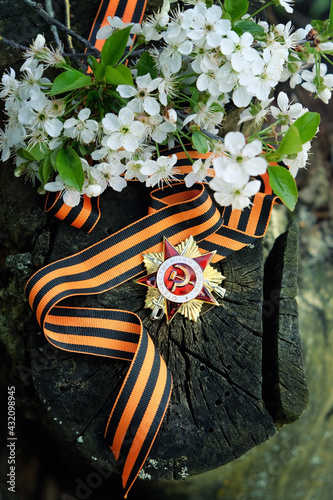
(136, 236, 226, 323)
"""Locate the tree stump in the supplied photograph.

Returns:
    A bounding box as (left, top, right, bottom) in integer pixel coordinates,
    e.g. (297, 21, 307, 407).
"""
(21, 181, 308, 483)
(0, 0, 309, 493)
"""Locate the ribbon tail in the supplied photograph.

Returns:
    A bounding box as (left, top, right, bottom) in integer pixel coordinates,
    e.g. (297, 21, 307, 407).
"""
(39, 303, 172, 496)
(105, 326, 172, 497)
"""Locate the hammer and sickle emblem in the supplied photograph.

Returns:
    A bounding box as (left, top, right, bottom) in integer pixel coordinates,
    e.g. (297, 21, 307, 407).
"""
(169, 265, 194, 293)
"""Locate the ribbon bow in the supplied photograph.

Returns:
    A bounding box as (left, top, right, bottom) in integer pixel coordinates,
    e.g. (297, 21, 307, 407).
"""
(25, 1, 278, 497)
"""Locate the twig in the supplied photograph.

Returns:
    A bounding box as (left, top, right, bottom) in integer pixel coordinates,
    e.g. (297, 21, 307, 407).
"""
(63, 0, 74, 52)
(0, 36, 28, 51)
(44, 0, 61, 47)
(177, 110, 223, 143)
(21, 0, 100, 56)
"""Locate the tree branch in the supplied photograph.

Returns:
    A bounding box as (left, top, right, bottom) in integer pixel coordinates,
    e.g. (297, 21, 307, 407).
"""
(21, 0, 100, 56)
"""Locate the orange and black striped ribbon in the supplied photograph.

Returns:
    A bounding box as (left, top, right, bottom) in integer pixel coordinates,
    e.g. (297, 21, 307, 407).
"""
(26, 178, 276, 496)
(88, 0, 147, 53)
(25, 1, 280, 497)
(45, 191, 101, 233)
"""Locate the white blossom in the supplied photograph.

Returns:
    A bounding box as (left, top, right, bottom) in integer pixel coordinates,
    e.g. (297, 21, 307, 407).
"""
(301, 63, 333, 104)
(142, 6, 170, 42)
(124, 160, 149, 182)
(0, 127, 12, 161)
(188, 3, 231, 48)
(158, 67, 177, 106)
(96, 16, 141, 41)
(20, 63, 49, 101)
(63, 108, 98, 143)
(44, 175, 81, 207)
(102, 107, 145, 152)
(18, 97, 63, 138)
(212, 132, 267, 185)
(283, 141, 311, 177)
(278, 0, 294, 14)
(184, 159, 213, 187)
(117, 74, 162, 115)
(141, 154, 179, 187)
(209, 177, 261, 210)
(141, 114, 176, 143)
(220, 31, 260, 73)
(91, 161, 127, 192)
(271, 91, 307, 132)
(183, 97, 225, 133)
(159, 31, 193, 74)
(238, 97, 274, 125)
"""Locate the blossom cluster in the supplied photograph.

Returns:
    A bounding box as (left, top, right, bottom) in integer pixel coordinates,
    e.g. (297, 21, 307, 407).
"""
(0, 0, 331, 210)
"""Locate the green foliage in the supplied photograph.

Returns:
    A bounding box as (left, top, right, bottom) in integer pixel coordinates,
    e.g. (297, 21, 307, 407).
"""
(26, 143, 50, 161)
(50, 69, 92, 96)
(56, 146, 85, 191)
(276, 126, 303, 157)
(234, 19, 266, 39)
(87, 55, 100, 74)
(192, 131, 208, 154)
(105, 64, 134, 86)
(95, 26, 132, 81)
(293, 112, 321, 143)
(137, 52, 157, 78)
(224, 0, 249, 21)
(268, 166, 298, 211)
(272, 112, 320, 160)
(39, 156, 53, 186)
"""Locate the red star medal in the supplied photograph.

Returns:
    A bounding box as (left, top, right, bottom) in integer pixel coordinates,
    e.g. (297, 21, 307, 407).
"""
(136, 236, 226, 323)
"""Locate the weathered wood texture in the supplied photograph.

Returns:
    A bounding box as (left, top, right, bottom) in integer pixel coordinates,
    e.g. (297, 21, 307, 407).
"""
(0, 0, 309, 490)
(0, 162, 309, 482)
(263, 223, 309, 426)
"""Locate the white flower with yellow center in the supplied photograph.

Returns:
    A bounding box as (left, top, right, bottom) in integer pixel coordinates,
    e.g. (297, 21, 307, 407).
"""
(63, 108, 99, 144)
(102, 107, 145, 152)
(141, 154, 179, 187)
(117, 74, 162, 115)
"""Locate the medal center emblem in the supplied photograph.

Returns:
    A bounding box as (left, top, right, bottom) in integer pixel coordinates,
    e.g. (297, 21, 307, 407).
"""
(156, 255, 204, 304)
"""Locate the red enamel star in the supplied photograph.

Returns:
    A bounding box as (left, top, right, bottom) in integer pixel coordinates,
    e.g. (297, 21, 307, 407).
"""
(136, 236, 225, 323)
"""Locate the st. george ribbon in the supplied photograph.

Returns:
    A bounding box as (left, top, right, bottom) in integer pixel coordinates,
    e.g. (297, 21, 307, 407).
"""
(25, 1, 279, 497)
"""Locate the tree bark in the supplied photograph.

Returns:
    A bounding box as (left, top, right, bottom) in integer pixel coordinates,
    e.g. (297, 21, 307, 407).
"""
(0, 0, 309, 492)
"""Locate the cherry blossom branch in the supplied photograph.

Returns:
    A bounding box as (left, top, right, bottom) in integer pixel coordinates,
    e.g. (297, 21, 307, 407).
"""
(0, 36, 28, 51)
(44, 0, 61, 47)
(0, 35, 96, 60)
(177, 110, 223, 143)
(21, 0, 100, 56)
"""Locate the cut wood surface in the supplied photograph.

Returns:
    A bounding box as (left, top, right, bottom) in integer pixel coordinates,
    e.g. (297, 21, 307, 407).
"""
(26, 183, 308, 481)
(0, 0, 309, 490)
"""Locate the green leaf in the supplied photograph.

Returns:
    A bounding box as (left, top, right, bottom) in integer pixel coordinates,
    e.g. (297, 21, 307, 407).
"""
(78, 143, 87, 156)
(224, 0, 249, 21)
(293, 111, 320, 144)
(87, 55, 99, 74)
(105, 64, 134, 86)
(137, 51, 157, 78)
(276, 125, 303, 158)
(99, 26, 131, 70)
(192, 131, 208, 154)
(190, 87, 200, 103)
(16, 148, 35, 161)
(330, 0, 333, 30)
(26, 143, 50, 161)
(56, 146, 85, 191)
(268, 165, 298, 211)
(39, 156, 54, 186)
(233, 20, 266, 39)
(50, 147, 61, 170)
(50, 69, 92, 96)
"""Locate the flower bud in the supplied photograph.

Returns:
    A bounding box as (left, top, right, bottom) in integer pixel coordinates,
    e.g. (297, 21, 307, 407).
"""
(163, 107, 177, 124)
(85, 184, 102, 197)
